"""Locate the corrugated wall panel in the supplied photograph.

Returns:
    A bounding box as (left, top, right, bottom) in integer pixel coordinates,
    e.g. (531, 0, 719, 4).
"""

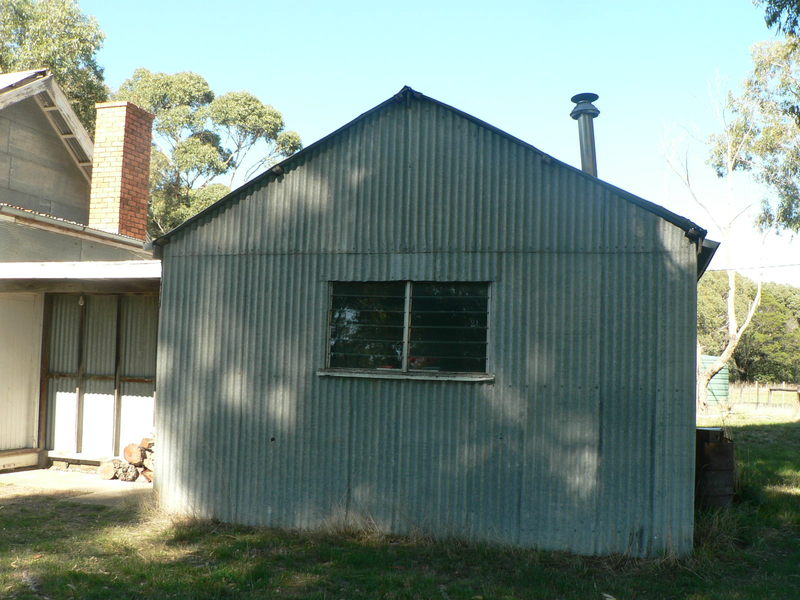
(0, 293, 43, 451)
(119, 382, 155, 448)
(173, 101, 666, 259)
(701, 355, 729, 403)
(81, 379, 114, 457)
(45, 294, 158, 457)
(120, 296, 159, 378)
(48, 376, 78, 452)
(83, 296, 117, 377)
(158, 97, 699, 556)
(48, 295, 81, 373)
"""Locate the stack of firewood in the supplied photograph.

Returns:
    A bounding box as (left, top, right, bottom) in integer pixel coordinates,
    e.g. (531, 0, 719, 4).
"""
(98, 437, 155, 483)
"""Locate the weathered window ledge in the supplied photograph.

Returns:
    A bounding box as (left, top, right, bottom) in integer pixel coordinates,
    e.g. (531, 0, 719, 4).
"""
(316, 369, 494, 382)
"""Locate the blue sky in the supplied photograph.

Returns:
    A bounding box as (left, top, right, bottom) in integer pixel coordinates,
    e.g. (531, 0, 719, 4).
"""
(80, 0, 799, 284)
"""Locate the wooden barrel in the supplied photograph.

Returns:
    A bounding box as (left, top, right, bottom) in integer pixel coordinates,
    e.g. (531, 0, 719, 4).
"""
(695, 427, 736, 508)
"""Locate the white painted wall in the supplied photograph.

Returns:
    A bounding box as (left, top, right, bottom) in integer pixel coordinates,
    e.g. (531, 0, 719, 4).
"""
(0, 293, 43, 451)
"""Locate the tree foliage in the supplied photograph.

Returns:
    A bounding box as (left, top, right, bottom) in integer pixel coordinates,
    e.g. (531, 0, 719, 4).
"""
(709, 40, 800, 233)
(757, 0, 800, 35)
(697, 271, 757, 355)
(698, 272, 800, 383)
(682, 78, 765, 406)
(114, 68, 302, 236)
(0, 0, 107, 133)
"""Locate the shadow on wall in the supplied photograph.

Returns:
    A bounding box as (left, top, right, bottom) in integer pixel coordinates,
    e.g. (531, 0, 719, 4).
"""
(155, 114, 698, 557)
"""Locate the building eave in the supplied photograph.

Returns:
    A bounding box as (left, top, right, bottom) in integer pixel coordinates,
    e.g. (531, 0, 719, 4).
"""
(0, 69, 93, 181)
(0, 204, 152, 255)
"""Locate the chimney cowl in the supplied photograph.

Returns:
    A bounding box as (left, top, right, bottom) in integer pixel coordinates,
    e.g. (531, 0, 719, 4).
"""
(570, 93, 600, 120)
(569, 92, 600, 177)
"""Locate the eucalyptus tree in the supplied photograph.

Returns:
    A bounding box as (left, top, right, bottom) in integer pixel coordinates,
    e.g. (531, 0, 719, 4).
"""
(0, 0, 107, 133)
(692, 39, 800, 404)
(757, 0, 800, 34)
(115, 68, 302, 236)
(710, 40, 800, 234)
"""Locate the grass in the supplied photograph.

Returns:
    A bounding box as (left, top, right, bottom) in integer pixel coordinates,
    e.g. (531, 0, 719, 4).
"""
(1, 410, 798, 599)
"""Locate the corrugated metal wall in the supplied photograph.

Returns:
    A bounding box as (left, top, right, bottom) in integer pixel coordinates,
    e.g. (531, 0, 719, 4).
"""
(157, 97, 698, 556)
(0, 293, 43, 451)
(47, 294, 158, 457)
(701, 355, 730, 403)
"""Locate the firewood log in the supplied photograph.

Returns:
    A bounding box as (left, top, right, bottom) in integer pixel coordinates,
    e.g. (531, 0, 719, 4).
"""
(118, 463, 140, 482)
(98, 459, 121, 480)
(124, 443, 146, 466)
(142, 455, 155, 471)
(140, 468, 155, 483)
(140, 437, 155, 450)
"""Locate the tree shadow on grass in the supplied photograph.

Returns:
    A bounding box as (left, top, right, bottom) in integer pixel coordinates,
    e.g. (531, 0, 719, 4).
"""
(0, 499, 650, 600)
(726, 419, 800, 507)
(2, 412, 799, 600)
(2, 497, 799, 600)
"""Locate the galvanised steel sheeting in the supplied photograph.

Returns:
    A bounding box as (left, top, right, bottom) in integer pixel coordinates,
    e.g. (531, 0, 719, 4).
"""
(158, 248, 696, 555)
(0, 293, 43, 451)
(45, 294, 158, 457)
(48, 295, 81, 374)
(157, 96, 699, 556)
(701, 355, 729, 403)
(48, 376, 79, 452)
(81, 378, 115, 457)
(120, 295, 158, 378)
(84, 295, 117, 376)
(119, 381, 156, 447)
(172, 100, 687, 259)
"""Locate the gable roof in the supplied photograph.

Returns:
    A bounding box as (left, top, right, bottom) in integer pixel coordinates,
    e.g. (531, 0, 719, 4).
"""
(0, 68, 93, 181)
(154, 86, 714, 268)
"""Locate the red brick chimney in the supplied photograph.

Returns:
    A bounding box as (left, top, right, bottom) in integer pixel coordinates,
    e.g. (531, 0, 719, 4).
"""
(88, 102, 154, 240)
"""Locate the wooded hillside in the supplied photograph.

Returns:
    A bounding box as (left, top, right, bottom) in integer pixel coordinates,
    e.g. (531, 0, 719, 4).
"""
(699, 271, 800, 382)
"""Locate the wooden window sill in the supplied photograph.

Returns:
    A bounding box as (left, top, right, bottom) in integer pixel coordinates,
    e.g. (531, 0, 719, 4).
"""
(316, 369, 494, 382)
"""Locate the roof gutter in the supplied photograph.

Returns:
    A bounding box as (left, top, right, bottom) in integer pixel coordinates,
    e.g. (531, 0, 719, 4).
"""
(684, 226, 719, 280)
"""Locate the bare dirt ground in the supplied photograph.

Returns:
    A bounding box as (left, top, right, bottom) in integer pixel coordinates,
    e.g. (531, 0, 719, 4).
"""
(0, 468, 153, 507)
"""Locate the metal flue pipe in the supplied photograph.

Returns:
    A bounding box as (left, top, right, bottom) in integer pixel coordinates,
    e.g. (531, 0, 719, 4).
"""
(570, 93, 600, 177)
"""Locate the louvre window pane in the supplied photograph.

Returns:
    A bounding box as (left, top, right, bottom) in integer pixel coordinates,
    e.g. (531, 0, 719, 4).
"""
(327, 281, 489, 374)
(409, 341, 487, 359)
(408, 355, 486, 373)
(413, 282, 487, 297)
(410, 311, 487, 328)
(330, 352, 402, 369)
(331, 295, 405, 313)
(329, 282, 405, 369)
(409, 325, 487, 342)
(331, 308, 405, 328)
(409, 282, 488, 373)
(333, 281, 405, 298)
(330, 324, 403, 341)
(411, 295, 488, 312)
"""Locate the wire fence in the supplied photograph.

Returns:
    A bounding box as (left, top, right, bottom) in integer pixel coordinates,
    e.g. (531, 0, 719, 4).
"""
(726, 382, 800, 408)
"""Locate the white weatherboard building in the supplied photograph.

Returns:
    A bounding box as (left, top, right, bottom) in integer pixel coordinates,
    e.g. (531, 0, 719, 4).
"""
(154, 86, 716, 557)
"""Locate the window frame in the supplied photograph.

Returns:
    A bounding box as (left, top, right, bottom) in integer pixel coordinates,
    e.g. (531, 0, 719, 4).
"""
(318, 280, 494, 382)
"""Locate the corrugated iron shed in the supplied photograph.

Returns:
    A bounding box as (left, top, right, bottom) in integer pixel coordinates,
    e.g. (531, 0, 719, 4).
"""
(154, 87, 706, 557)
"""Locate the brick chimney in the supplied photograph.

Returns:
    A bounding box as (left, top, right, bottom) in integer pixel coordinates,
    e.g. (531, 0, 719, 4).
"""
(88, 102, 154, 240)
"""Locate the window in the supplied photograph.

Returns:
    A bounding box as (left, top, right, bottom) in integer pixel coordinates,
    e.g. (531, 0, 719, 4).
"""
(326, 281, 489, 376)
